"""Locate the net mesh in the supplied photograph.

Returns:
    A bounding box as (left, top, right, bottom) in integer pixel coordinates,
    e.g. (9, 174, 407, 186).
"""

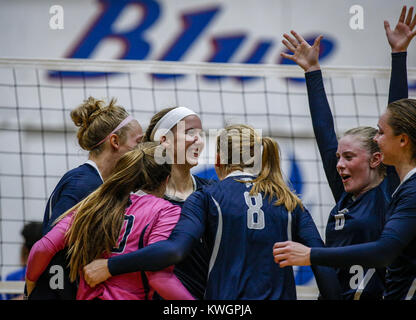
(0, 58, 415, 298)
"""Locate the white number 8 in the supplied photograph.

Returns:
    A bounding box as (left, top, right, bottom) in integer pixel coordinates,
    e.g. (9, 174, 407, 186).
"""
(244, 192, 265, 230)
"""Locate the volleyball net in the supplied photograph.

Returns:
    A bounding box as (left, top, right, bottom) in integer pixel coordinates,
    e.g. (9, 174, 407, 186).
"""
(1, 58, 415, 299)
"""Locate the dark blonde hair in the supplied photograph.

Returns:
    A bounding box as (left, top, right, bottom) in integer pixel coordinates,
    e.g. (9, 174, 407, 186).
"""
(143, 107, 177, 142)
(216, 124, 303, 212)
(343, 126, 386, 176)
(56, 142, 171, 282)
(387, 98, 416, 159)
(70, 97, 132, 155)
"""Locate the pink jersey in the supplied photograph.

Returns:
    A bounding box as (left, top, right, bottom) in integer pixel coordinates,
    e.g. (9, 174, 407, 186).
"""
(26, 193, 194, 300)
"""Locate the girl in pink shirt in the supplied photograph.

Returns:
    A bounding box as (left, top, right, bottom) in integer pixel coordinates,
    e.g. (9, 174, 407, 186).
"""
(25, 142, 194, 300)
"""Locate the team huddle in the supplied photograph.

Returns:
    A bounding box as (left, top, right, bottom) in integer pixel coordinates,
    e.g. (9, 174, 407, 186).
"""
(24, 6, 416, 300)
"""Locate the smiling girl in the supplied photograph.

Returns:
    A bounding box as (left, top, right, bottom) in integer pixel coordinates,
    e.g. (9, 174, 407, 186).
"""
(277, 6, 415, 299)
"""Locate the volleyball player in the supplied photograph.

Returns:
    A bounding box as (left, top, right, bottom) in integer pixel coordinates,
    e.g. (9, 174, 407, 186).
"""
(26, 143, 194, 300)
(29, 97, 143, 299)
(274, 98, 416, 300)
(83, 124, 341, 299)
(276, 6, 415, 300)
(84, 106, 214, 300)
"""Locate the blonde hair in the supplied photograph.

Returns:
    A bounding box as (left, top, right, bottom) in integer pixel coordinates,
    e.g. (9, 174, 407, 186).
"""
(343, 126, 386, 176)
(387, 98, 416, 159)
(143, 107, 177, 142)
(217, 124, 303, 212)
(70, 97, 132, 155)
(55, 142, 171, 282)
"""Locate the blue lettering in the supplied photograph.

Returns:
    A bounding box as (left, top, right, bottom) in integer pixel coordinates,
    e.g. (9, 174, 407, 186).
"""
(204, 35, 246, 80)
(154, 7, 220, 79)
(237, 40, 273, 82)
(50, 0, 160, 78)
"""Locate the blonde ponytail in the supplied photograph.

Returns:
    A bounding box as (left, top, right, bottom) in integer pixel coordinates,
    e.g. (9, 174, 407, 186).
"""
(55, 142, 171, 282)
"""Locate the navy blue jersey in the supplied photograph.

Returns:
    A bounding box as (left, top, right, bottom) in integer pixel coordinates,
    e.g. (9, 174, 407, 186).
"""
(30, 163, 102, 300)
(304, 52, 407, 300)
(325, 181, 389, 299)
(164, 175, 215, 300)
(383, 172, 416, 300)
(311, 171, 416, 300)
(42, 163, 103, 233)
(179, 173, 339, 300)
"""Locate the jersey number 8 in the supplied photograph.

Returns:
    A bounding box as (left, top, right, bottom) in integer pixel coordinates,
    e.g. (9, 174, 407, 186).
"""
(244, 192, 265, 230)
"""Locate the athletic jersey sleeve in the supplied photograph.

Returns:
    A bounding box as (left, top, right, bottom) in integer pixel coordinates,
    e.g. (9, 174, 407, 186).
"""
(305, 70, 343, 202)
(26, 214, 72, 282)
(169, 190, 208, 240)
(388, 52, 408, 104)
(292, 206, 342, 300)
(107, 191, 208, 276)
(144, 204, 195, 300)
(311, 194, 416, 268)
(46, 179, 97, 234)
(147, 269, 195, 300)
(384, 52, 408, 194)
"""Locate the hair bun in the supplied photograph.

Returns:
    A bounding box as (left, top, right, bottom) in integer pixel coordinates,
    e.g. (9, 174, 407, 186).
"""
(69, 97, 128, 152)
(70, 97, 106, 129)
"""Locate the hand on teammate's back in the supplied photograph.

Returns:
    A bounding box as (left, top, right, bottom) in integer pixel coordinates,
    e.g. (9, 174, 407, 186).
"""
(83, 259, 111, 288)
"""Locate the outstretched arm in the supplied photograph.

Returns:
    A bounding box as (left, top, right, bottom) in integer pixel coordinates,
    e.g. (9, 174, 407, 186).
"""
(25, 214, 72, 295)
(384, 6, 416, 193)
(281, 31, 343, 202)
(293, 207, 341, 299)
(273, 194, 416, 268)
(386, 5, 415, 104)
(82, 221, 198, 288)
(83, 191, 209, 288)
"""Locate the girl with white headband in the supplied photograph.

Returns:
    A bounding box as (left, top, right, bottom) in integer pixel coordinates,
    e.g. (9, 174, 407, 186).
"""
(28, 97, 143, 300)
(83, 106, 215, 300)
(82, 124, 341, 300)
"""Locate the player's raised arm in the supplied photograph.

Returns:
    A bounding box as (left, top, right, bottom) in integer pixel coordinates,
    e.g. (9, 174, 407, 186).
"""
(281, 31, 342, 202)
(383, 6, 416, 193)
(281, 30, 322, 73)
(386, 5, 415, 105)
(384, 5, 416, 54)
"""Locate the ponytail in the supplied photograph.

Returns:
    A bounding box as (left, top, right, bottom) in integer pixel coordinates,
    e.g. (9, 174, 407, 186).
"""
(55, 142, 171, 282)
(250, 137, 303, 212)
(217, 124, 303, 212)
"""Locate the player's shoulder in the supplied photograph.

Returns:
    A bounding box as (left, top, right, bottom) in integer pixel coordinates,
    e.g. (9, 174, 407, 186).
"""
(61, 163, 97, 181)
(193, 175, 218, 190)
(130, 193, 180, 214)
(394, 173, 416, 203)
(61, 163, 101, 188)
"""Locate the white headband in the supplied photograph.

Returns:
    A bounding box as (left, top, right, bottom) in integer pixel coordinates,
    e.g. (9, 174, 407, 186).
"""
(150, 107, 198, 142)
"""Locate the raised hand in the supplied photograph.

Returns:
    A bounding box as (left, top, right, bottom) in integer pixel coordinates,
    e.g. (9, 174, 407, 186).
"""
(384, 6, 416, 53)
(281, 30, 323, 73)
